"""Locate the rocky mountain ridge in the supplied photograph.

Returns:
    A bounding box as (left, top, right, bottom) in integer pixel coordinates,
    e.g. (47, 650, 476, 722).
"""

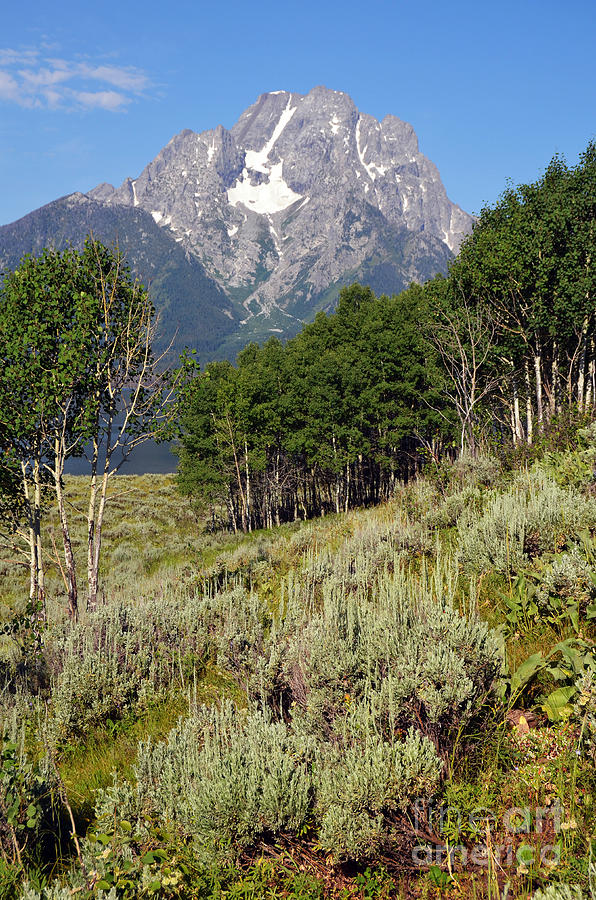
(1, 86, 474, 357)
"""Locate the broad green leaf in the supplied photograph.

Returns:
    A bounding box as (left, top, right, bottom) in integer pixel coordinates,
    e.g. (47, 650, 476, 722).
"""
(542, 686, 577, 722)
(510, 652, 545, 696)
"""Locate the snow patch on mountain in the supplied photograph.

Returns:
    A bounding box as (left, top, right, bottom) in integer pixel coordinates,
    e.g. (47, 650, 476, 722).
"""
(355, 117, 386, 182)
(227, 97, 302, 215)
(245, 99, 297, 173)
(228, 160, 302, 215)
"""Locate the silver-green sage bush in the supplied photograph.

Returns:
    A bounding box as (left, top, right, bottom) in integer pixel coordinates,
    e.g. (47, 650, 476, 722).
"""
(90, 547, 501, 866)
(457, 471, 596, 575)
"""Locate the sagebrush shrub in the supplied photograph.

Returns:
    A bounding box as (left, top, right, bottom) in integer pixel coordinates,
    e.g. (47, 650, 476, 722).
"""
(21, 883, 117, 899)
(458, 471, 596, 574)
(46, 597, 210, 744)
(97, 702, 315, 865)
(532, 886, 584, 900)
(282, 557, 501, 751)
(535, 548, 596, 611)
(427, 485, 483, 529)
(450, 452, 502, 489)
(316, 729, 440, 860)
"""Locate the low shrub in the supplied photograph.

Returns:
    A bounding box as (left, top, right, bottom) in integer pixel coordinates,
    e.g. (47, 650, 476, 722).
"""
(533, 884, 584, 899)
(449, 452, 502, 490)
(95, 703, 314, 866)
(533, 548, 596, 630)
(316, 729, 441, 860)
(46, 598, 210, 746)
(458, 471, 596, 575)
(280, 555, 501, 753)
(426, 485, 483, 529)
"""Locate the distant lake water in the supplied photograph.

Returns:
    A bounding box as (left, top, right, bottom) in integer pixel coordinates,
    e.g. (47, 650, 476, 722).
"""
(65, 440, 178, 476)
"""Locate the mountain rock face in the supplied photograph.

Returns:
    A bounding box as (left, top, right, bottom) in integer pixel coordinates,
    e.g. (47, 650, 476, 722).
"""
(1, 86, 473, 358)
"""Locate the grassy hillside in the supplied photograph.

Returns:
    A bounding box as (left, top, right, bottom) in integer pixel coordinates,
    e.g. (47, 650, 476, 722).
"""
(1, 451, 596, 899)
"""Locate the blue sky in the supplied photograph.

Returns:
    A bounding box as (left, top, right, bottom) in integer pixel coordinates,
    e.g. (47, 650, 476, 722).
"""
(1, 0, 595, 226)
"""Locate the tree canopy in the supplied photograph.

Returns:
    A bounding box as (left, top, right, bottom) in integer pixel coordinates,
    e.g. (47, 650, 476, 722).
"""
(177, 283, 451, 530)
(438, 142, 596, 444)
(0, 238, 179, 616)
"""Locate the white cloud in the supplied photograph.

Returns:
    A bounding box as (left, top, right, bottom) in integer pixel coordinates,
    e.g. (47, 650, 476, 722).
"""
(0, 48, 39, 66)
(0, 71, 20, 103)
(77, 64, 149, 92)
(0, 47, 150, 111)
(19, 66, 72, 88)
(74, 90, 128, 111)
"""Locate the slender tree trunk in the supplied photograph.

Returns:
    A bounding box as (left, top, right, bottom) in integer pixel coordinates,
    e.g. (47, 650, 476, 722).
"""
(512, 379, 523, 444)
(331, 435, 341, 515)
(89, 475, 109, 611)
(587, 342, 596, 411)
(586, 364, 593, 412)
(578, 340, 587, 411)
(86, 437, 99, 611)
(228, 490, 238, 533)
(551, 342, 559, 418)
(87, 418, 114, 611)
(578, 318, 591, 411)
(467, 416, 476, 456)
(525, 359, 533, 445)
(225, 414, 247, 531)
(21, 464, 39, 605)
(274, 452, 281, 527)
(53, 440, 77, 620)
(244, 438, 252, 532)
(344, 462, 350, 513)
(534, 352, 543, 431)
(32, 459, 46, 615)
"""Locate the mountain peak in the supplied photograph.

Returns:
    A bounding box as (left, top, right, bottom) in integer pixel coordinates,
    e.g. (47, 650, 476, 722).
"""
(84, 87, 472, 338)
(0, 88, 474, 358)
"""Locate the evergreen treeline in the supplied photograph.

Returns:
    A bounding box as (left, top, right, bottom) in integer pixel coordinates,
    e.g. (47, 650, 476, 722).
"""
(178, 143, 596, 530)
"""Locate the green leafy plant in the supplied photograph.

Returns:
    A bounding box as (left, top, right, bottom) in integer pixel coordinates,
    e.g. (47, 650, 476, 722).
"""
(427, 864, 454, 891)
(0, 735, 58, 868)
(85, 819, 192, 897)
(506, 639, 596, 721)
(501, 574, 539, 633)
(353, 866, 396, 898)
